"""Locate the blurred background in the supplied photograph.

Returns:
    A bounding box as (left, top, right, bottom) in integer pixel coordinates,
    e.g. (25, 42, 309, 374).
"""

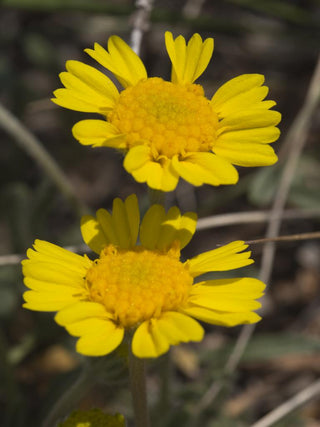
(0, 0, 320, 426)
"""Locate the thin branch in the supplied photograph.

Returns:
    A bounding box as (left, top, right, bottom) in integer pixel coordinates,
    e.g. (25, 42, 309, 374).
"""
(128, 347, 150, 427)
(226, 53, 320, 377)
(130, 0, 154, 55)
(260, 54, 320, 284)
(191, 54, 320, 424)
(0, 103, 88, 216)
(246, 231, 320, 245)
(1, 229, 320, 268)
(250, 378, 320, 427)
(183, 0, 207, 18)
(196, 207, 320, 230)
(0, 254, 24, 267)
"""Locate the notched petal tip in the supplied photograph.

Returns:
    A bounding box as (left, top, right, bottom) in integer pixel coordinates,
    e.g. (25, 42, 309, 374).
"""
(165, 31, 214, 85)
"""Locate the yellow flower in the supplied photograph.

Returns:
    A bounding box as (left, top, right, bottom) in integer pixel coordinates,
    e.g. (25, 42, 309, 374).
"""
(59, 409, 125, 427)
(22, 195, 265, 358)
(52, 32, 281, 192)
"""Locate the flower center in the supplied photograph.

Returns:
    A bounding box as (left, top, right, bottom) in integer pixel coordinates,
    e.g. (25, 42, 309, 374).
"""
(85, 243, 193, 328)
(108, 77, 219, 158)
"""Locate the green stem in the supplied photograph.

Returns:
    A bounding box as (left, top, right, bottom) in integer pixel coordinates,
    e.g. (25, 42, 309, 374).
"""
(148, 188, 165, 206)
(0, 102, 89, 217)
(128, 348, 150, 427)
(155, 353, 171, 426)
(43, 357, 125, 427)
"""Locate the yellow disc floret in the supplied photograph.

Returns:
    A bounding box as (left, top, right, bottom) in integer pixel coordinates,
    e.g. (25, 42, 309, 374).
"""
(85, 243, 193, 328)
(108, 77, 218, 158)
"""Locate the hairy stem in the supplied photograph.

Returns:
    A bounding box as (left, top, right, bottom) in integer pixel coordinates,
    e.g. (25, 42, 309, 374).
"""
(128, 348, 150, 427)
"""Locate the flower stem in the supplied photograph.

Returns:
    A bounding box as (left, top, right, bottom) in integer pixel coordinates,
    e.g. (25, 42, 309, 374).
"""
(148, 188, 165, 206)
(154, 352, 171, 427)
(128, 347, 150, 427)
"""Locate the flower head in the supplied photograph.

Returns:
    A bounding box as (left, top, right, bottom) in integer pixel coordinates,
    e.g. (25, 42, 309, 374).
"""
(22, 195, 265, 358)
(53, 33, 281, 192)
(59, 409, 125, 427)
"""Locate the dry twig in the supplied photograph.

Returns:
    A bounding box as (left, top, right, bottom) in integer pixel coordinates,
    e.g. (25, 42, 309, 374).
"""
(191, 54, 320, 424)
(250, 378, 320, 427)
(130, 0, 154, 55)
(246, 231, 320, 245)
(226, 54, 320, 376)
(1, 228, 320, 268)
(183, 0, 207, 19)
(196, 207, 320, 230)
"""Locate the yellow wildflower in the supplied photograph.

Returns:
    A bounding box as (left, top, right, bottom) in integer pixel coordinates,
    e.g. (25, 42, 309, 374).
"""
(59, 409, 125, 427)
(22, 195, 265, 358)
(52, 33, 281, 192)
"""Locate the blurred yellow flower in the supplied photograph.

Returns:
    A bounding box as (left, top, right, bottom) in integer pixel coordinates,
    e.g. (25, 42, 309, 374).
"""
(59, 409, 125, 427)
(53, 32, 281, 192)
(22, 195, 265, 358)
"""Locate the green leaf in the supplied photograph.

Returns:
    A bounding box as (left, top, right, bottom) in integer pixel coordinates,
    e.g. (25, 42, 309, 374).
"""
(248, 155, 320, 208)
(242, 333, 320, 361)
(202, 333, 320, 366)
(248, 165, 281, 206)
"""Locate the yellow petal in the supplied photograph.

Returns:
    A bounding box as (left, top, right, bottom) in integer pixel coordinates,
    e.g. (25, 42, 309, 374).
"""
(213, 141, 278, 166)
(187, 277, 265, 316)
(132, 312, 204, 358)
(22, 242, 90, 311)
(140, 204, 196, 250)
(22, 261, 85, 287)
(165, 32, 214, 84)
(154, 312, 204, 344)
(124, 194, 140, 247)
(81, 215, 109, 254)
(213, 85, 270, 118)
(96, 208, 119, 245)
(211, 74, 265, 115)
(99, 195, 139, 249)
(55, 301, 111, 326)
(81, 195, 139, 252)
(52, 88, 102, 113)
(157, 207, 197, 251)
(23, 277, 83, 294)
(56, 74, 113, 112)
(52, 60, 119, 113)
(217, 109, 281, 133)
(85, 36, 147, 88)
(28, 240, 91, 270)
(181, 305, 261, 327)
(23, 254, 86, 277)
(211, 74, 277, 119)
(171, 153, 238, 186)
(23, 290, 78, 311)
(191, 278, 265, 298)
(65, 60, 119, 102)
(75, 321, 124, 356)
(188, 241, 253, 277)
(216, 126, 280, 145)
(123, 145, 151, 171)
(124, 147, 179, 191)
(175, 211, 198, 249)
(140, 204, 166, 249)
(66, 317, 116, 336)
(188, 293, 262, 312)
(134, 161, 179, 192)
(111, 197, 135, 249)
(72, 120, 126, 148)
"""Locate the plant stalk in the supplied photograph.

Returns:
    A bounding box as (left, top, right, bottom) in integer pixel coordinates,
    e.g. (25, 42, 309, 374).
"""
(128, 347, 150, 427)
